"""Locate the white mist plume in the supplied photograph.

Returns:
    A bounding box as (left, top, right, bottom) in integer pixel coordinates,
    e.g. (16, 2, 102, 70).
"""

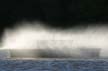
(1, 21, 108, 58)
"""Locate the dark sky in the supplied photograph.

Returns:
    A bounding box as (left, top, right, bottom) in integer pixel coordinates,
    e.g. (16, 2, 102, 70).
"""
(0, 0, 108, 29)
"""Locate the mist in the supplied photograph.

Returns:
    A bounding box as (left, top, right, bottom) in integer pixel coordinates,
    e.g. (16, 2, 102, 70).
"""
(1, 21, 108, 58)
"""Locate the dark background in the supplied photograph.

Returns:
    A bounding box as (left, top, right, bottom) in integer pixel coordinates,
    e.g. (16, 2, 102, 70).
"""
(0, 0, 108, 34)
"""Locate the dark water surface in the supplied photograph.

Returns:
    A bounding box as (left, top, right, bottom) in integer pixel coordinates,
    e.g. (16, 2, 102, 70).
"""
(0, 59, 108, 71)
